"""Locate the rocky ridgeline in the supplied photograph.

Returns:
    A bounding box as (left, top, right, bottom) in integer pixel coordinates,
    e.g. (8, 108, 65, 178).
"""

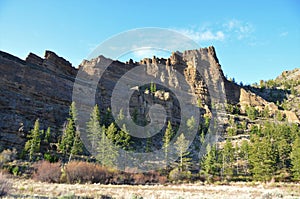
(0, 47, 298, 152)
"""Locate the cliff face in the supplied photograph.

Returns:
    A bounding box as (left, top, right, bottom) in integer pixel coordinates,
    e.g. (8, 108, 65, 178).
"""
(0, 51, 77, 150)
(1, 47, 297, 151)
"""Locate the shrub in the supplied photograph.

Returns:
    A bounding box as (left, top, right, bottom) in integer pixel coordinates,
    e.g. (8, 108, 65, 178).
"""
(0, 172, 12, 197)
(33, 160, 62, 183)
(168, 168, 191, 182)
(64, 161, 112, 184)
(43, 153, 59, 163)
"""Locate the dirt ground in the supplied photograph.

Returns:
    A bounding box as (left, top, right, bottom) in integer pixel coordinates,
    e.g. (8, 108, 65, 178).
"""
(4, 177, 300, 199)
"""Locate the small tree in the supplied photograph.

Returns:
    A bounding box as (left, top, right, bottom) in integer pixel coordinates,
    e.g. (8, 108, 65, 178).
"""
(59, 102, 83, 160)
(24, 119, 42, 161)
(69, 129, 83, 161)
(201, 144, 218, 177)
(245, 106, 258, 120)
(44, 127, 51, 144)
(222, 139, 234, 178)
(174, 133, 191, 172)
(87, 105, 101, 151)
(96, 125, 119, 167)
(163, 121, 173, 168)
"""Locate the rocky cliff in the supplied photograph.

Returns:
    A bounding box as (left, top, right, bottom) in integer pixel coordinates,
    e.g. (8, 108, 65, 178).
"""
(0, 51, 77, 151)
(0, 46, 298, 152)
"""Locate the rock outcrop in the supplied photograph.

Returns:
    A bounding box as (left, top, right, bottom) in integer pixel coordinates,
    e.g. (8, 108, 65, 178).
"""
(0, 51, 77, 151)
(0, 46, 298, 152)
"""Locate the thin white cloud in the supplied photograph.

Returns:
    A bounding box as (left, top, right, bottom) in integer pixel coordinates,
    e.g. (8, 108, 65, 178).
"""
(175, 19, 254, 44)
(280, 31, 288, 37)
(177, 29, 225, 42)
(223, 19, 255, 40)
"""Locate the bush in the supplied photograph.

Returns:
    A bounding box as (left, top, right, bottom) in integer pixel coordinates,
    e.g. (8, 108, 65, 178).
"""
(0, 172, 12, 197)
(33, 160, 62, 183)
(43, 153, 59, 163)
(64, 161, 112, 184)
(168, 168, 191, 182)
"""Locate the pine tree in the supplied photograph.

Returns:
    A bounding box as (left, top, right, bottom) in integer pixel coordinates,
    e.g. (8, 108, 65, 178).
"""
(96, 125, 119, 167)
(186, 116, 196, 132)
(291, 135, 300, 181)
(116, 108, 125, 124)
(44, 127, 51, 144)
(174, 133, 191, 172)
(201, 144, 218, 176)
(145, 136, 152, 153)
(59, 102, 83, 159)
(249, 135, 276, 181)
(103, 107, 113, 126)
(222, 139, 234, 178)
(163, 121, 173, 168)
(87, 105, 101, 151)
(239, 140, 250, 175)
(69, 128, 83, 161)
(24, 119, 42, 161)
(116, 124, 131, 150)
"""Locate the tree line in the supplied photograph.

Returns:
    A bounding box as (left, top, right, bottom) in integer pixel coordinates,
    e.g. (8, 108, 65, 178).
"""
(22, 102, 300, 182)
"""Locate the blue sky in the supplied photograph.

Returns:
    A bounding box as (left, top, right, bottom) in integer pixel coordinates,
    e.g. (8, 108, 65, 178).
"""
(0, 0, 299, 84)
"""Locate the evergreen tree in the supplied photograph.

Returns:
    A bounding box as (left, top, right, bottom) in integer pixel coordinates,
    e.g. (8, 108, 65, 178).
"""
(87, 105, 101, 151)
(145, 135, 152, 153)
(116, 124, 131, 150)
(222, 139, 234, 178)
(201, 144, 218, 176)
(116, 108, 125, 124)
(163, 121, 173, 168)
(186, 116, 196, 132)
(174, 133, 191, 172)
(239, 140, 250, 175)
(106, 122, 117, 142)
(96, 125, 119, 167)
(24, 119, 42, 161)
(59, 102, 83, 159)
(103, 107, 113, 126)
(44, 127, 51, 144)
(69, 128, 83, 161)
(291, 135, 300, 181)
(249, 135, 276, 181)
(245, 106, 258, 120)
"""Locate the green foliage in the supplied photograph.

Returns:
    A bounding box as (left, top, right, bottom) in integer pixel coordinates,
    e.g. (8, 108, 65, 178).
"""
(249, 135, 276, 181)
(200, 144, 219, 176)
(275, 110, 284, 121)
(96, 125, 119, 167)
(227, 127, 237, 136)
(174, 133, 191, 172)
(226, 104, 240, 114)
(87, 104, 101, 151)
(44, 127, 51, 144)
(150, 82, 156, 93)
(59, 102, 83, 160)
(116, 124, 132, 150)
(145, 136, 152, 153)
(245, 106, 258, 120)
(168, 167, 191, 182)
(222, 140, 235, 178)
(43, 153, 58, 163)
(24, 119, 42, 161)
(163, 121, 173, 168)
(291, 136, 300, 181)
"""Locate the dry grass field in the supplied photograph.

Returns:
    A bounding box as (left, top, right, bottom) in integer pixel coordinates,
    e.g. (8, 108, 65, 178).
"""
(3, 177, 300, 199)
